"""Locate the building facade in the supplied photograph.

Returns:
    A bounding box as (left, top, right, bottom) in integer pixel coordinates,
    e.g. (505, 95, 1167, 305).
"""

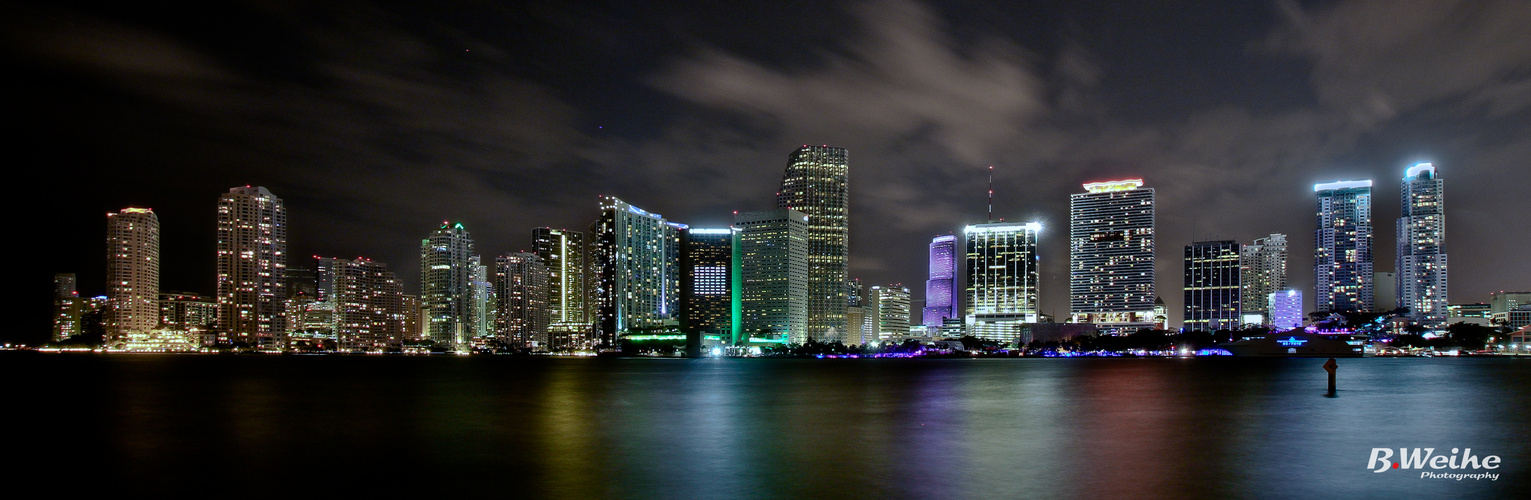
(53, 273, 83, 342)
(1269, 289, 1304, 330)
(1314, 180, 1374, 313)
(494, 252, 549, 349)
(735, 209, 808, 343)
(330, 258, 406, 352)
(965, 221, 1041, 343)
(421, 222, 479, 351)
(107, 208, 160, 347)
(1396, 163, 1448, 328)
(1240, 233, 1287, 320)
(777, 146, 850, 342)
(1069, 179, 1155, 330)
(216, 186, 287, 350)
(532, 227, 591, 350)
(681, 228, 736, 342)
(1184, 240, 1243, 331)
(923, 235, 957, 328)
(592, 196, 683, 345)
(867, 284, 911, 343)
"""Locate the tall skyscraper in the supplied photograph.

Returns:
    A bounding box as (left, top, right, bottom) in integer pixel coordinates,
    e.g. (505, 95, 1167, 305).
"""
(923, 235, 957, 328)
(1397, 163, 1448, 328)
(735, 209, 809, 343)
(681, 228, 735, 341)
(1183, 240, 1243, 331)
(216, 186, 287, 350)
(1240, 234, 1288, 320)
(494, 252, 549, 349)
(328, 257, 406, 352)
(964, 222, 1041, 343)
(1069, 179, 1155, 330)
(867, 284, 911, 342)
(421, 222, 478, 351)
(592, 196, 683, 345)
(777, 145, 849, 342)
(1314, 180, 1374, 313)
(532, 227, 591, 350)
(53, 273, 83, 342)
(106, 208, 160, 346)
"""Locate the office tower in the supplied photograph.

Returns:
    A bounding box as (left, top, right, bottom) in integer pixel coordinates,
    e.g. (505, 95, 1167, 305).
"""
(421, 222, 478, 351)
(106, 208, 160, 346)
(533, 227, 591, 350)
(965, 221, 1041, 343)
(735, 209, 809, 343)
(681, 228, 735, 341)
(470, 257, 492, 342)
(1269, 290, 1303, 330)
(400, 294, 422, 340)
(777, 145, 850, 342)
(216, 186, 287, 350)
(1397, 163, 1448, 328)
(1314, 180, 1374, 313)
(327, 258, 406, 352)
(592, 196, 684, 345)
(494, 252, 549, 349)
(844, 279, 868, 344)
(1240, 234, 1287, 319)
(923, 235, 957, 328)
(53, 274, 83, 342)
(1069, 179, 1155, 330)
(1184, 240, 1243, 331)
(867, 284, 911, 342)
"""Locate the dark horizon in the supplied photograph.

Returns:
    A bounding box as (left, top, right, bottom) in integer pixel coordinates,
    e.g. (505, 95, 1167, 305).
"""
(11, 1, 1530, 343)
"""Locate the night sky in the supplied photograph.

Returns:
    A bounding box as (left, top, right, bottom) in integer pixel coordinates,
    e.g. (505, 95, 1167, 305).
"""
(11, 0, 1530, 342)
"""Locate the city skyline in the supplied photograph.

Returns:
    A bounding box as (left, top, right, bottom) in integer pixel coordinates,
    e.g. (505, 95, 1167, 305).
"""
(13, 1, 1531, 342)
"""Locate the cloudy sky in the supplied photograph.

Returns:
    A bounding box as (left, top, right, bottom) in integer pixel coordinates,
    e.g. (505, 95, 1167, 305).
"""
(11, 0, 1530, 336)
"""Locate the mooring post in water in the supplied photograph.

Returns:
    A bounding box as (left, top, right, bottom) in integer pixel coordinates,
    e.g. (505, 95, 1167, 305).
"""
(1323, 357, 1338, 396)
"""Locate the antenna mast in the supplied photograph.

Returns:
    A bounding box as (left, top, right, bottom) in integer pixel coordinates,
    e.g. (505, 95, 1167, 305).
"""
(987, 165, 994, 223)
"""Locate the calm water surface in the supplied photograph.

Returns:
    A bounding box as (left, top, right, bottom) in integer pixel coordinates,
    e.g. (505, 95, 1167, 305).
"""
(8, 355, 1528, 499)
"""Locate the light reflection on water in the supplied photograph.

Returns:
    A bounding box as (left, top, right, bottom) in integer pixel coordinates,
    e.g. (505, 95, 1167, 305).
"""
(7, 355, 1528, 499)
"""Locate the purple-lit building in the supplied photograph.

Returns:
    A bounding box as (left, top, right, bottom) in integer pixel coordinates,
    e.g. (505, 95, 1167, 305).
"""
(923, 235, 957, 328)
(1269, 289, 1303, 330)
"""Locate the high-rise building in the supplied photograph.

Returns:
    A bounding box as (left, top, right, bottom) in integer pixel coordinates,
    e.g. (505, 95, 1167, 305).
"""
(1269, 290, 1303, 330)
(1184, 240, 1243, 331)
(329, 258, 406, 352)
(867, 284, 911, 342)
(494, 252, 549, 349)
(1490, 291, 1531, 327)
(53, 273, 83, 342)
(681, 228, 735, 342)
(1069, 179, 1155, 330)
(965, 222, 1041, 343)
(735, 209, 809, 343)
(421, 222, 478, 351)
(159, 292, 217, 332)
(1397, 163, 1448, 328)
(532, 227, 591, 350)
(592, 197, 684, 345)
(1240, 234, 1287, 319)
(1314, 180, 1374, 313)
(400, 294, 422, 341)
(216, 186, 287, 350)
(107, 208, 160, 346)
(923, 235, 957, 328)
(777, 146, 849, 342)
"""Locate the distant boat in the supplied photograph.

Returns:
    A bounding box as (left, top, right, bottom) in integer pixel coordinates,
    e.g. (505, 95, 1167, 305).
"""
(1220, 330, 1365, 357)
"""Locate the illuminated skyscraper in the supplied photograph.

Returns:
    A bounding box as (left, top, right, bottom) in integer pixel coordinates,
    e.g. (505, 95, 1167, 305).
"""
(329, 257, 406, 352)
(777, 146, 849, 342)
(1314, 180, 1373, 313)
(421, 222, 478, 351)
(1397, 163, 1448, 328)
(53, 273, 83, 342)
(494, 252, 548, 349)
(592, 196, 683, 345)
(1183, 240, 1243, 331)
(216, 186, 287, 350)
(681, 228, 735, 341)
(1240, 234, 1287, 320)
(867, 284, 911, 342)
(735, 209, 808, 343)
(1069, 179, 1155, 330)
(107, 208, 160, 346)
(964, 222, 1041, 342)
(923, 235, 957, 328)
(532, 227, 590, 350)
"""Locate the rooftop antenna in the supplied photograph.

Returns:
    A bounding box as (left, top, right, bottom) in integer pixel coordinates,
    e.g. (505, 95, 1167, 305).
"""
(987, 165, 995, 223)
